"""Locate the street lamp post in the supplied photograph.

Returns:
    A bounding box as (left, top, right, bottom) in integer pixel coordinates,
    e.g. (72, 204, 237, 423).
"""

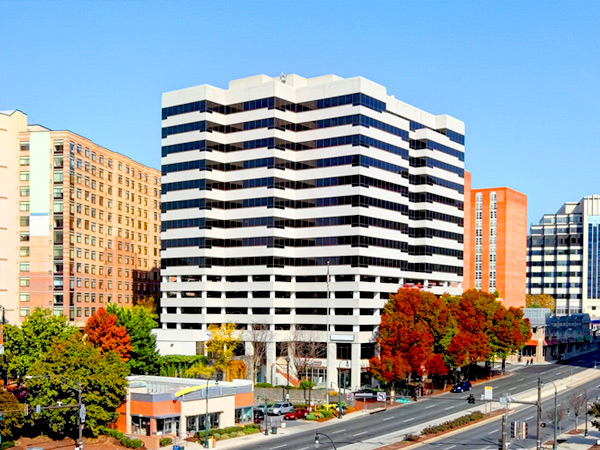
(314, 431, 337, 449)
(285, 356, 290, 401)
(540, 379, 558, 450)
(204, 376, 218, 449)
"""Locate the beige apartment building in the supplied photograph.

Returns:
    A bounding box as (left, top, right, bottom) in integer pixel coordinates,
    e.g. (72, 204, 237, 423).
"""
(0, 110, 160, 325)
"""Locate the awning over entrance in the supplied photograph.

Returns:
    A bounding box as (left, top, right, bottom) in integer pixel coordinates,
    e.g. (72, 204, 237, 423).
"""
(525, 340, 538, 346)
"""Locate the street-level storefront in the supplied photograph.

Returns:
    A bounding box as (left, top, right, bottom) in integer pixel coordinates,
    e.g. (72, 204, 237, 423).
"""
(113, 376, 254, 449)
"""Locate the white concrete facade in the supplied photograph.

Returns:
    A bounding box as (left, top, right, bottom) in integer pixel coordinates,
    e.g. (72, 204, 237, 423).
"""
(158, 74, 466, 390)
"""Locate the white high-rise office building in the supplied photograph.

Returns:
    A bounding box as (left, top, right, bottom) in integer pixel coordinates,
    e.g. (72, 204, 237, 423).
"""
(527, 195, 600, 317)
(158, 74, 465, 388)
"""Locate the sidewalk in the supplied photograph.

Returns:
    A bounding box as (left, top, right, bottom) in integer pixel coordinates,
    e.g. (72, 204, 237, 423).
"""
(173, 366, 600, 450)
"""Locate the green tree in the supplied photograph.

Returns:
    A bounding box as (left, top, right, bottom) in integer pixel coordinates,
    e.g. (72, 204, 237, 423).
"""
(526, 294, 555, 312)
(0, 390, 25, 440)
(106, 304, 160, 375)
(3, 308, 76, 379)
(26, 333, 129, 438)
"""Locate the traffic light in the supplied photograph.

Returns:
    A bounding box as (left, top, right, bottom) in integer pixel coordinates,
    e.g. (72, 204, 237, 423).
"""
(510, 421, 516, 438)
(521, 422, 528, 439)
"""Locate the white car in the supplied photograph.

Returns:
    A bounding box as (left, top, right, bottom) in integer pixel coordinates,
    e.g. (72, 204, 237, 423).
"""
(267, 402, 294, 415)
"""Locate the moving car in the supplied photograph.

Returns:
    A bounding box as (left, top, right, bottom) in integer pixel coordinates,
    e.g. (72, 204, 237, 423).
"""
(267, 402, 294, 415)
(450, 380, 472, 393)
(284, 408, 307, 420)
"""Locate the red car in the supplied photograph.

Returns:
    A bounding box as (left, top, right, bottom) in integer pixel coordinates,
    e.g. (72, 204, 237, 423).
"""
(284, 408, 306, 420)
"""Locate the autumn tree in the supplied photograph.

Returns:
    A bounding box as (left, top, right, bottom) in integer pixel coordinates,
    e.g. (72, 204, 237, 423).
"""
(490, 306, 531, 371)
(0, 390, 25, 441)
(526, 294, 555, 312)
(446, 290, 497, 375)
(369, 288, 449, 385)
(3, 308, 76, 379)
(106, 304, 160, 375)
(26, 333, 129, 438)
(84, 308, 132, 361)
(186, 323, 240, 380)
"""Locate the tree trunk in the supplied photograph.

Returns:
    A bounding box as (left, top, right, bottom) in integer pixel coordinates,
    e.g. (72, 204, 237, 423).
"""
(502, 358, 506, 373)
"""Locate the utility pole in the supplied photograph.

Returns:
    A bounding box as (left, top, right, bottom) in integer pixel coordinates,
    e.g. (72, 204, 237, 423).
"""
(501, 414, 508, 450)
(536, 378, 542, 450)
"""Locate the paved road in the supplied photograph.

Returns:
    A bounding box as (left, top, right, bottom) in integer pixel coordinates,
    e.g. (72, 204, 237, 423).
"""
(234, 349, 600, 450)
(417, 373, 600, 449)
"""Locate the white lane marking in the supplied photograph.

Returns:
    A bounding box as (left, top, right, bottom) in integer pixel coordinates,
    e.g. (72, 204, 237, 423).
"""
(460, 395, 468, 399)
(525, 415, 534, 420)
(425, 404, 436, 409)
(270, 445, 287, 450)
(518, 378, 525, 381)
(444, 406, 454, 410)
(488, 430, 497, 435)
(297, 448, 309, 450)
(445, 446, 456, 450)
(556, 372, 562, 375)
(382, 416, 395, 421)
(403, 417, 416, 422)
(332, 429, 346, 434)
(354, 431, 368, 436)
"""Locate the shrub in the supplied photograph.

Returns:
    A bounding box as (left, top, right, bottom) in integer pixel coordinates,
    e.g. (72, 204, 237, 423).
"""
(120, 437, 143, 448)
(317, 409, 333, 418)
(159, 437, 173, 447)
(213, 433, 221, 440)
(244, 427, 260, 434)
(0, 442, 15, 450)
(236, 431, 245, 437)
(421, 411, 485, 435)
(219, 434, 229, 440)
(306, 413, 318, 420)
(404, 433, 419, 442)
(255, 382, 273, 388)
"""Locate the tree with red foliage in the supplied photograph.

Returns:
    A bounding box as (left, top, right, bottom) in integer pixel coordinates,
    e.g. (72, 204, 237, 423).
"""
(369, 288, 449, 384)
(490, 306, 532, 371)
(84, 308, 133, 361)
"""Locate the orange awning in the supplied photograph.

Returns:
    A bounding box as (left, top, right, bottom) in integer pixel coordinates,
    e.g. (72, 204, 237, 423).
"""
(525, 340, 538, 346)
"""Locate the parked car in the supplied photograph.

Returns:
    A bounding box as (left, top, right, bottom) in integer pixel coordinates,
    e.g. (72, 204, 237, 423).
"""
(267, 402, 294, 415)
(451, 380, 472, 393)
(284, 408, 307, 420)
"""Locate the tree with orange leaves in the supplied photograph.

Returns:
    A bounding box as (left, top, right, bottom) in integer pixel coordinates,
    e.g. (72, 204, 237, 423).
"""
(369, 288, 449, 384)
(84, 308, 133, 361)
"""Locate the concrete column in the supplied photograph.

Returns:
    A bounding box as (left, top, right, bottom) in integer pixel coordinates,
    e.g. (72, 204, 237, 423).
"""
(351, 342, 361, 389)
(266, 340, 277, 384)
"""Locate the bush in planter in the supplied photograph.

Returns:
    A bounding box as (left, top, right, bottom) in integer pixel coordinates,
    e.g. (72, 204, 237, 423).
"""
(244, 427, 260, 434)
(219, 434, 229, 440)
(159, 437, 173, 447)
(1, 442, 15, 450)
(236, 431, 245, 437)
(213, 433, 221, 440)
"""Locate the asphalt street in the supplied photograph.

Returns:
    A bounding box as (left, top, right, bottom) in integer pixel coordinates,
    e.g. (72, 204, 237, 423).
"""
(235, 349, 600, 450)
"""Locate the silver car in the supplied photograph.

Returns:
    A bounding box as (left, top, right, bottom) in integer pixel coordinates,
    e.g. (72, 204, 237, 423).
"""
(267, 402, 294, 415)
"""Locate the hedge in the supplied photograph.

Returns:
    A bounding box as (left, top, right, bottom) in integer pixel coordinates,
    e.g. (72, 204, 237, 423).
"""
(421, 411, 485, 435)
(159, 437, 172, 447)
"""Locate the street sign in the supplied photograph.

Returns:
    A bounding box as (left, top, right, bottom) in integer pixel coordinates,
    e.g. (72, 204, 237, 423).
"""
(499, 396, 507, 407)
(376, 392, 387, 402)
(79, 404, 86, 422)
(484, 386, 493, 400)
(346, 392, 354, 401)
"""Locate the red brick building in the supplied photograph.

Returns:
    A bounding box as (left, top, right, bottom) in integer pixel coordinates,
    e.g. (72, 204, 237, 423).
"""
(464, 173, 527, 308)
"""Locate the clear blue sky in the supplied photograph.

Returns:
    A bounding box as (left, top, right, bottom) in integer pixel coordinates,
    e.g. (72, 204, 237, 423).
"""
(2, 1, 599, 225)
